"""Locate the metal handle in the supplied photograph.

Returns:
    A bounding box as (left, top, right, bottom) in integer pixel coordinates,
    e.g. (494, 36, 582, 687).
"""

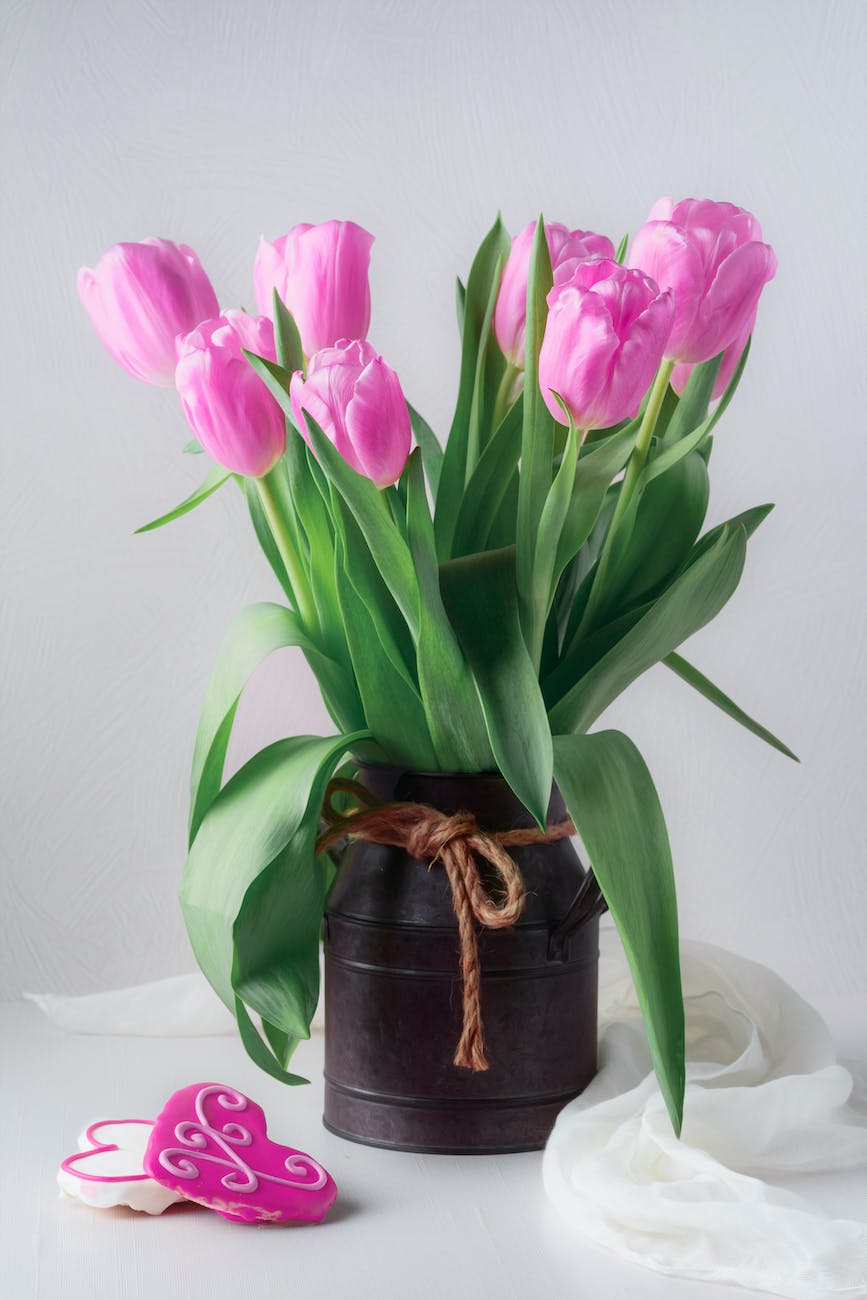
(547, 869, 607, 962)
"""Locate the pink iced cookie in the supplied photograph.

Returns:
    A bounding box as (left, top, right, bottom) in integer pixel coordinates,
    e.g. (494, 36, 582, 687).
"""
(143, 1082, 337, 1224)
(59, 1119, 184, 1214)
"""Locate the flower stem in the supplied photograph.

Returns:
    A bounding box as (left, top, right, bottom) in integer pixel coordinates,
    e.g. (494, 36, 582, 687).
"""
(255, 470, 318, 632)
(609, 358, 675, 535)
(574, 359, 675, 639)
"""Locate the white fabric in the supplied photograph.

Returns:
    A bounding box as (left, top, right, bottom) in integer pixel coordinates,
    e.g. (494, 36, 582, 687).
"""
(25, 972, 236, 1036)
(25, 968, 326, 1034)
(544, 929, 867, 1299)
(29, 936, 867, 1296)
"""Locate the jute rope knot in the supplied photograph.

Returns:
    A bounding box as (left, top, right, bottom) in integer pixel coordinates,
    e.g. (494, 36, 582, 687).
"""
(315, 777, 575, 1072)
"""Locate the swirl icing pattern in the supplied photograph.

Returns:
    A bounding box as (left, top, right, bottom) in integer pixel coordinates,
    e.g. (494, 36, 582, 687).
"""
(143, 1081, 337, 1223)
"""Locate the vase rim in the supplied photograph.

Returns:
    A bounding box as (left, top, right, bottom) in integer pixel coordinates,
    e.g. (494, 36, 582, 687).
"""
(352, 761, 565, 828)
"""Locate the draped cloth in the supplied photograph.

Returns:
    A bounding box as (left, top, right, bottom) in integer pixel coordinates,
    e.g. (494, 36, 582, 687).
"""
(543, 929, 867, 1299)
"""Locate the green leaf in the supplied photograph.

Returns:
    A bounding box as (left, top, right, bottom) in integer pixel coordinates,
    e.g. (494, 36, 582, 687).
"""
(651, 379, 683, 444)
(662, 352, 723, 445)
(272, 290, 304, 374)
(547, 525, 747, 733)
(553, 731, 684, 1134)
(435, 215, 510, 559)
(331, 492, 437, 769)
(555, 487, 620, 657)
(235, 1000, 306, 1085)
(642, 338, 751, 486)
(441, 546, 553, 829)
(468, 255, 508, 463)
(183, 439, 204, 454)
(451, 394, 524, 557)
(241, 349, 295, 408)
(687, 502, 773, 567)
(330, 490, 416, 684)
(610, 453, 710, 609)
(554, 423, 640, 579)
(188, 602, 362, 845)
(408, 402, 444, 501)
(557, 501, 769, 670)
(405, 450, 493, 770)
(181, 731, 369, 1081)
(487, 468, 519, 550)
(533, 416, 579, 628)
(663, 652, 799, 761)
(290, 441, 344, 660)
(298, 410, 421, 640)
(456, 276, 466, 337)
(134, 466, 230, 533)
(516, 216, 556, 662)
(614, 232, 629, 264)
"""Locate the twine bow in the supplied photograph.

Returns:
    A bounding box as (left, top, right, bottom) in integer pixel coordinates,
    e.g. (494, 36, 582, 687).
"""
(315, 778, 576, 1071)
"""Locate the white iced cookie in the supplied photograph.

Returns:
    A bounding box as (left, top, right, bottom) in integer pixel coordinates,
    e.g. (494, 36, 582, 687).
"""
(58, 1119, 183, 1214)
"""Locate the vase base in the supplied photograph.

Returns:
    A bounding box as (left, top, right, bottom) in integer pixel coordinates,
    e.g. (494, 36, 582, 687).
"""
(322, 1078, 592, 1155)
(322, 1117, 546, 1155)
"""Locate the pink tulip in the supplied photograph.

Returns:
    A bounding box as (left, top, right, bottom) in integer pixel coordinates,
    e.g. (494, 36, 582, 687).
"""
(253, 221, 374, 357)
(289, 339, 411, 487)
(175, 311, 285, 478)
(77, 238, 219, 386)
(538, 260, 674, 430)
(670, 315, 754, 399)
(627, 198, 776, 365)
(494, 221, 615, 367)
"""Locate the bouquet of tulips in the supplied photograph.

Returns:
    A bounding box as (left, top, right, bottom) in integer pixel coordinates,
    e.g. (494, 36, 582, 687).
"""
(78, 201, 791, 1133)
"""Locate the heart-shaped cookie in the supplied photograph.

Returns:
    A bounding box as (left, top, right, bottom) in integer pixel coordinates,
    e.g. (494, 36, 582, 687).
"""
(58, 1119, 184, 1214)
(143, 1082, 337, 1224)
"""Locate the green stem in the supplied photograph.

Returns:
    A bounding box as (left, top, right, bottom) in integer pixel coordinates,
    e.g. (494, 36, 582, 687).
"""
(611, 359, 675, 533)
(255, 471, 318, 632)
(574, 359, 675, 639)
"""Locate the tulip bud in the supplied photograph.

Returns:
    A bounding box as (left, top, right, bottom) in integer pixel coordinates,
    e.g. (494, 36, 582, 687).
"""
(175, 311, 285, 478)
(627, 198, 776, 365)
(538, 260, 674, 431)
(289, 339, 411, 487)
(253, 221, 374, 357)
(77, 238, 219, 386)
(494, 221, 615, 368)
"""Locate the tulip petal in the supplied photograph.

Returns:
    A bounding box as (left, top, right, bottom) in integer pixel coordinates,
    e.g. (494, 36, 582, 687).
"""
(175, 311, 284, 477)
(257, 222, 374, 357)
(494, 221, 537, 366)
(670, 198, 763, 243)
(78, 239, 219, 386)
(495, 223, 616, 369)
(647, 196, 675, 222)
(290, 372, 340, 455)
(539, 289, 619, 429)
(345, 358, 412, 487)
(599, 291, 675, 427)
(627, 222, 704, 361)
(681, 242, 776, 364)
(292, 340, 409, 487)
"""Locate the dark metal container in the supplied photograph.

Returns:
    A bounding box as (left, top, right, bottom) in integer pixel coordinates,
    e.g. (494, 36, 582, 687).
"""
(322, 764, 604, 1154)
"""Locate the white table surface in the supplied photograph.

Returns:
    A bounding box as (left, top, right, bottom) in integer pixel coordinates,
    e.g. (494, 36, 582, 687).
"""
(3, 997, 864, 1300)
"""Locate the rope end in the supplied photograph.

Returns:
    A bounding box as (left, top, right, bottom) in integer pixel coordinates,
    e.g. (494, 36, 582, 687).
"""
(454, 1037, 489, 1072)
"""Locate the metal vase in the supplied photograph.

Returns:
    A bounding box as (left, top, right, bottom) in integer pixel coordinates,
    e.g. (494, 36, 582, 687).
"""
(322, 764, 604, 1154)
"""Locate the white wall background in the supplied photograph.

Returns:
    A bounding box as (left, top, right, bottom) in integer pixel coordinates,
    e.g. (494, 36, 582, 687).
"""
(1, 0, 865, 1003)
